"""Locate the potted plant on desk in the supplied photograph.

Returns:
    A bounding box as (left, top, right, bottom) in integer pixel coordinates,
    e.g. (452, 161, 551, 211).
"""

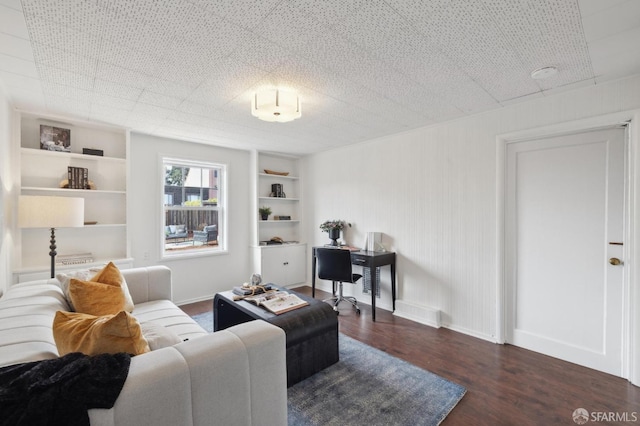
(319, 220, 350, 246)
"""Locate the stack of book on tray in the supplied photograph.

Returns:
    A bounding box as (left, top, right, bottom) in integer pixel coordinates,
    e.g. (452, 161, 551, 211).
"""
(243, 290, 309, 315)
(56, 253, 94, 266)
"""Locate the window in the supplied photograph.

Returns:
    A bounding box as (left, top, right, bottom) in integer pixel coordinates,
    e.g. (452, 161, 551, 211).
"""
(162, 158, 226, 257)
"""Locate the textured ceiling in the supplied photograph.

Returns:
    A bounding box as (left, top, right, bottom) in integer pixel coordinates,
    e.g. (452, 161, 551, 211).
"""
(0, 0, 639, 155)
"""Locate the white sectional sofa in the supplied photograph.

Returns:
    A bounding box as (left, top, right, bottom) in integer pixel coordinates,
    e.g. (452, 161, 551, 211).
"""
(0, 265, 288, 426)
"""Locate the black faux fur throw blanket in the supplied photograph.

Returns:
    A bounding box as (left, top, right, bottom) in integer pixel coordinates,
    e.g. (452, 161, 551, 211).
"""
(0, 352, 131, 426)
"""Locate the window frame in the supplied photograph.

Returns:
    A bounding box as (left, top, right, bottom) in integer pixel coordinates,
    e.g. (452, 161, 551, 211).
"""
(160, 156, 228, 259)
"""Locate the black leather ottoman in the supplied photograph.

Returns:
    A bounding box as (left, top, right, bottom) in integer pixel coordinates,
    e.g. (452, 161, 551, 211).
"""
(214, 287, 338, 387)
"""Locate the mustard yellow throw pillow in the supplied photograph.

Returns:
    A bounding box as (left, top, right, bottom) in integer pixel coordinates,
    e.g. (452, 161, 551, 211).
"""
(58, 262, 135, 313)
(90, 262, 135, 312)
(69, 278, 125, 316)
(53, 310, 150, 357)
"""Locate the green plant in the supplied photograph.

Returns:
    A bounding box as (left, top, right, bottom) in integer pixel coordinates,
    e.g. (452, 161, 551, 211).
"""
(165, 166, 189, 186)
(319, 220, 351, 232)
(206, 198, 218, 203)
(259, 206, 272, 215)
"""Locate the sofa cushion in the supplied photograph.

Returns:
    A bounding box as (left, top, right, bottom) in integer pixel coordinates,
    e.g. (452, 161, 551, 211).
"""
(133, 300, 208, 341)
(57, 262, 134, 312)
(0, 282, 68, 367)
(53, 310, 150, 356)
(140, 321, 184, 350)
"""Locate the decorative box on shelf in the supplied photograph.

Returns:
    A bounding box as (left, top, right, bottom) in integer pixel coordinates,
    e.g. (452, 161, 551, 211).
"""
(269, 183, 286, 198)
(82, 148, 104, 156)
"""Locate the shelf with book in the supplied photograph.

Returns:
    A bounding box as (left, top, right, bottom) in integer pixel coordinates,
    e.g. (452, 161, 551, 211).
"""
(20, 147, 126, 192)
(258, 196, 300, 202)
(251, 151, 306, 286)
(259, 220, 301, 224)
(21, 187, 126, 195)
(20, 148, 126, 163)
(15, 112, 130, 281)
(15, 258, 135, 283)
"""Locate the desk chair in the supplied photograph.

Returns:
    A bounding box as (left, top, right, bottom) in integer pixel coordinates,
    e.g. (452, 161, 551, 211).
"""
(316, 247, 362, 315)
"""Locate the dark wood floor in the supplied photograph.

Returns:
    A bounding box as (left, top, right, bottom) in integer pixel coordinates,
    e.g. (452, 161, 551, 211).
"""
(180, 286, 640, 425)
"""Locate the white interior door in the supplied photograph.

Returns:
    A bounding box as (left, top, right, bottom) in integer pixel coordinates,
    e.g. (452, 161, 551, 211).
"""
(506, 127, 626, 376)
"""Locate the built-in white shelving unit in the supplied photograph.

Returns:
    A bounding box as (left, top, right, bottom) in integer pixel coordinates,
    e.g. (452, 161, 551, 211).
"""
(250, 151, 306, 286)
(14, 112, 132, 282)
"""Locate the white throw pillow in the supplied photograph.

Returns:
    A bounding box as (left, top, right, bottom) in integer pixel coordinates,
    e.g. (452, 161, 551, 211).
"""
(140, 322, 183, 351)
(57, 268, 101, 311)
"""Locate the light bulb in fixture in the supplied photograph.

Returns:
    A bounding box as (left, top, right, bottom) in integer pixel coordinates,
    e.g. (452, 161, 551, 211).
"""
(530, 66, 558, 80)
(251, 89, 301, 123)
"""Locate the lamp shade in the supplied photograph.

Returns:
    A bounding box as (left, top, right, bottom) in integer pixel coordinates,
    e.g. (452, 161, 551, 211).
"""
(19, 195, 84, 229)
(251, 89, 301, 123)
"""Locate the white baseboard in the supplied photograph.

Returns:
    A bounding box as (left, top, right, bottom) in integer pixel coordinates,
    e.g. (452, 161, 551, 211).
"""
(312, 281, 332, 294)
(394, 301, 498, 343)
(393, 300, 441, 328)
(175, 294, 215, 307)
(445, 324, 497, 343)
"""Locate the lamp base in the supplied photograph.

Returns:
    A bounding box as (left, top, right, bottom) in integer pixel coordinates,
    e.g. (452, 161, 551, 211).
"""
(49, 227, 57, 279)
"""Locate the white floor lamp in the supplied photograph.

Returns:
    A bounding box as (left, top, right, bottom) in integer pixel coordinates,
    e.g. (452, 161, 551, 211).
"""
(19, 195, 84, 278)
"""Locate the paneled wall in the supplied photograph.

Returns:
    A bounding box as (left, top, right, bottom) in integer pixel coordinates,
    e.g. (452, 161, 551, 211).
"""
(303, 74, 640, 341)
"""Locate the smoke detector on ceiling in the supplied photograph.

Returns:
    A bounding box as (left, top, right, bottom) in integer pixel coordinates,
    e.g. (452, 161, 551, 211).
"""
(530, 66, 558, 80)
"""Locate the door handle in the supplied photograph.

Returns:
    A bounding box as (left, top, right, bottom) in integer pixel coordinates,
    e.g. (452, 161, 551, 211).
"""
(609, 258, 622, 266)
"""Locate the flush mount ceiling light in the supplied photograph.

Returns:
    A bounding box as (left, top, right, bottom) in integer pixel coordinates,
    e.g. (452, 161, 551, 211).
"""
(251, 89, 301, 123)
(530, 66, 558, 80)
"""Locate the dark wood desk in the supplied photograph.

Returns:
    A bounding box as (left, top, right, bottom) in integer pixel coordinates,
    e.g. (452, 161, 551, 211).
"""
(311, 247, 396, 321)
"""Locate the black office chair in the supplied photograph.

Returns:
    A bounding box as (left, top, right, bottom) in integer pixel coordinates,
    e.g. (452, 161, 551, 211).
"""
(316, 247, 362, 315)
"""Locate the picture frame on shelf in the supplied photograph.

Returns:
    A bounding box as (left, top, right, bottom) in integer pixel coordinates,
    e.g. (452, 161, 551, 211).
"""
(40, 125, 71, 152)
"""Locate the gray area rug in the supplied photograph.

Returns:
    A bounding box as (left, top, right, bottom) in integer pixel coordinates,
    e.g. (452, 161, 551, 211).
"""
(191, 311, 214, 332)
(191, 311, 465, 425)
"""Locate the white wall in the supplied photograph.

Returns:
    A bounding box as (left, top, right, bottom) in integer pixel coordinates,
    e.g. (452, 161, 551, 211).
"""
(0, 87, 13, 295)
(128, 133, 252, 304)
(303, 74, 640, 342)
